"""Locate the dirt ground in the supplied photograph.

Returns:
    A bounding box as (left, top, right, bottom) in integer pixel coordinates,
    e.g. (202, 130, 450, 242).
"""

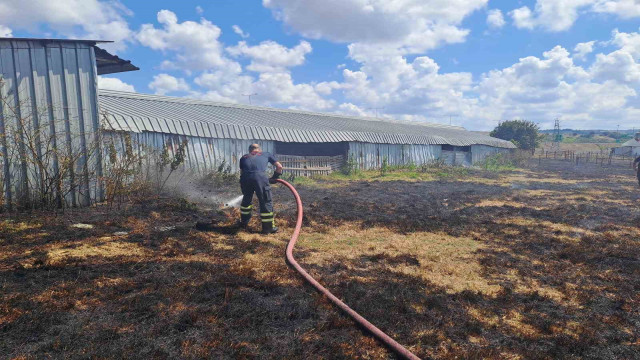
(1, 159, 639, 359)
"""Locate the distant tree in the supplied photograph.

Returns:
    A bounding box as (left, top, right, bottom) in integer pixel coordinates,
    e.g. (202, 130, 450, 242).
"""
(490, 120, 542, 152)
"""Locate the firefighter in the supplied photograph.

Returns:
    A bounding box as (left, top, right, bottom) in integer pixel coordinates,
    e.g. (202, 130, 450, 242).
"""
(634, 154, 640, 187)
(238, 144, 283, 234)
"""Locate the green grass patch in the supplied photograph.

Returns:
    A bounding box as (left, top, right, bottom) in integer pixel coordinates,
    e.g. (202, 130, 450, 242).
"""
(477, 153, 518, 172)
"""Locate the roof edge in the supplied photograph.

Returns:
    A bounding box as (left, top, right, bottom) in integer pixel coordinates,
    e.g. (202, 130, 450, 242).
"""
(0, 37, 112, 43)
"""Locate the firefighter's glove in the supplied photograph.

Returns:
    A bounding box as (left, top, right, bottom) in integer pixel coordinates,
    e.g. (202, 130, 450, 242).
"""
(269, 172, 282, 184)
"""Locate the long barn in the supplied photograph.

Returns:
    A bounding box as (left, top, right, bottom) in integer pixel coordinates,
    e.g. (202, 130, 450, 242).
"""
(0, 36, 514, 209)
(98, 90, 515, 176)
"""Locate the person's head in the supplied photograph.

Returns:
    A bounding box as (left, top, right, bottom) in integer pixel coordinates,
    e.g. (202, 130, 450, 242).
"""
(249, 144, 261, 153)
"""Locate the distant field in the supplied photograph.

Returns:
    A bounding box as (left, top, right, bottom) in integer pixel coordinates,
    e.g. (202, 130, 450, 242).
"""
(540, 142, 619, 153)
(2, 160, 639, 359)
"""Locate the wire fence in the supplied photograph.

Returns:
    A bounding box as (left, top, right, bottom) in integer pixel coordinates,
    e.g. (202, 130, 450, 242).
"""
(534, 149, 637, 168)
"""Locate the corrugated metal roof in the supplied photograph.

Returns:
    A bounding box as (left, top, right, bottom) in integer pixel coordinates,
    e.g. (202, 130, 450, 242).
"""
(619, 139, 640, 147)
(98, 90, 516, 149)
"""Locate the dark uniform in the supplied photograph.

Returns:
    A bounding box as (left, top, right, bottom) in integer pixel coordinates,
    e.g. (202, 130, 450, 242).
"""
(634, 155, 640, 186)
(239, 151, 277, 231)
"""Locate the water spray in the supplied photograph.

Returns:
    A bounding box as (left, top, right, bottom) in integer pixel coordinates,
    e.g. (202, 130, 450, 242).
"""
(223, 195, 244, 208)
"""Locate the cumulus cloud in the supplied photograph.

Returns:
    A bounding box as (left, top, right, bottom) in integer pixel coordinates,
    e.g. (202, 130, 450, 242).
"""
(590, 50, 640, 84)
(573, 41, 596, 60)
(0, 0, 132, 51)
(263, 0, 487, 56)
(232, 25, 249, 38)
(472, 36, 640, 129)
(98, 76, 136, 92)
(487, 9, 506, 29)
(510, 0, 640, 32)
(136, 10, 331, 111)
(0, 25, 12, 37)
(592, 0, 640, 18)
(137, 10, 233, 72)
(194, 71, 334, 111)
(227, 40, 312, 72)
(610, 28, 640, 59)
(322, 28, 640, 130)
(136, 9, 640, 130)
(149, 74, 190, 95)
(196, 5, 204, 15)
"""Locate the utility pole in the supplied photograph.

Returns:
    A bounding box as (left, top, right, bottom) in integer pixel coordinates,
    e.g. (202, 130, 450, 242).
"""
(367, 107, 384, 118)
(552, 118, 562, 150)
(242, 93, 258, 105)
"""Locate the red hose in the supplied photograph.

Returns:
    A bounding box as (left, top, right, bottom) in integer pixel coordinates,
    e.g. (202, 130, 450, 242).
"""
(276, 179, 421, 360)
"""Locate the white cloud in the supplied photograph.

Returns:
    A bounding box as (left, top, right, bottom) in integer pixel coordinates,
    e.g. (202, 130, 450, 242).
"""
(137, 10, 234, 72)
(573, 41, 596, 60)
(510, 6, 536, 30)
(193, 67, 334, 111)
(472, 37, 640, 129)
(0, 0, 132, 52)
(0, 25, 12, 37)
(510, 1, 640, 32)
(487, 9, 506, 29)
(98, 76, 135, 92)
(227, 40, 312, 72)
(322, 29, 640, 130)
(149, 74, 190, 95)
(334, 54, 476, 122)
(592, 0, 640, 18)
(129, 9, 640, 130)
(232, 25, 249, 38)
(136, 10, 330, 111)
(196, 5, 204, 15)
(610, 28, 640, 59)
(337, 102, 368, 116)
(263, 0, 487, 56)
(590, 50, 640, 84)
(251, 72, 334, 110)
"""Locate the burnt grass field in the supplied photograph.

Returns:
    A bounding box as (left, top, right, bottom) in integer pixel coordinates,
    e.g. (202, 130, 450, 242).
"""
(1, 159, 639, 359)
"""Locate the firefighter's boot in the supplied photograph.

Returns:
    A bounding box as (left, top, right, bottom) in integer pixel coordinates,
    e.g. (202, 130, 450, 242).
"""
(261, 212, 278, 234)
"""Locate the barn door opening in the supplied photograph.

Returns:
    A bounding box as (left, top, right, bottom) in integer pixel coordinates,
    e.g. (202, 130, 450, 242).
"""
(274, 142, 348, 177)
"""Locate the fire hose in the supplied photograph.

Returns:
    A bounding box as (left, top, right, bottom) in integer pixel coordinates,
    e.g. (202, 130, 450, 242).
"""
(276, 179, 421, 360)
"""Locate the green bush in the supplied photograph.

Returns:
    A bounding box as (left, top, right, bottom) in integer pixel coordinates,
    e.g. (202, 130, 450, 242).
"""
(340, 155, 359, 176)
(478, 153, 516, 171)
(380, 156, 390, 175)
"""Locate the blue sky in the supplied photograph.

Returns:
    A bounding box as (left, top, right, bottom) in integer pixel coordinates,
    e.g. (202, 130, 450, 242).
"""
(1, 0, 640, 130)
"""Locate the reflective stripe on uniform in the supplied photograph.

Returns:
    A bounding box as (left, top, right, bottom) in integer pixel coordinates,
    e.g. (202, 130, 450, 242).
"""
(260, 212, 275, 223)
(241, 205, 253, 215)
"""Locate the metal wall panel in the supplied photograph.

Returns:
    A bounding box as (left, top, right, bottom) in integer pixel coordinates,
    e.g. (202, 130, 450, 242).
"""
(0, 39, 101, 209)
(470, 145, 511, 164)
(348, 142, 441, 170)
(103, 130, 275, 175)
(347, 142, 510, 169)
